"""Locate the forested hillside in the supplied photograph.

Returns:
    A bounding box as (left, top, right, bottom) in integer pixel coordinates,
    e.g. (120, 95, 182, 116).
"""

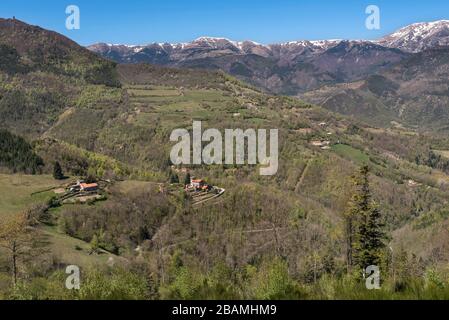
(0, 129, 43, 173)
(0, 18, 119, 138)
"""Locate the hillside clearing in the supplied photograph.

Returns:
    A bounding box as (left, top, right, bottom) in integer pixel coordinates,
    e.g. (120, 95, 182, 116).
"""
(0, 174, 58, 219)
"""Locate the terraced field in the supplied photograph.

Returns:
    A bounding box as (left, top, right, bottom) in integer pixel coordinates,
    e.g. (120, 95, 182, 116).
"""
(124, 84, 276, 131)
(189, 187, 226, 206)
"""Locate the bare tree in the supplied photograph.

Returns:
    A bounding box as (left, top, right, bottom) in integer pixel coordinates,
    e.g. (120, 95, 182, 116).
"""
(0, 213, 47, 287)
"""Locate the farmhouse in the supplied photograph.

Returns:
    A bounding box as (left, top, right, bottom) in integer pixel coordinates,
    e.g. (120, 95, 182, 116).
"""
(188, 177, 213, 192)
(191, 178, 206, 189)
(310, 140, 331, 147)
(80, 183, 99, 192)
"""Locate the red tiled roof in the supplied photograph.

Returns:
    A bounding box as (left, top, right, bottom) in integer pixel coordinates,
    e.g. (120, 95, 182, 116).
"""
(80, 183, 98, 189)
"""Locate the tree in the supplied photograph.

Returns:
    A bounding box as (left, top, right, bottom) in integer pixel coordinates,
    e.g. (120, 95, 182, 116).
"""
(246, 257, 301, 299)
(343, 167, 368, 271)
(356, 203, 386, 270)
(0, 213, 47, 287)
(344, 166, 386, 273)
(53, 161, 64, 180)
(184, 172, 191, 187)
(169, 171, 179, 184)
(90, 234, 100, 254)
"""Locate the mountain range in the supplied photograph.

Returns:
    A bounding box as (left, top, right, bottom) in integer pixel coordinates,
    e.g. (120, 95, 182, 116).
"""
(89, 37, 407, 95)
(88, 21, 449, 90)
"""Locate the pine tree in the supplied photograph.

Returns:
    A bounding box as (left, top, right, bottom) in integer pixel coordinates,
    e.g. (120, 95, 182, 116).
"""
(356, 204, 385, 269)
(53, 161, 64, 180)
(344, 166, 386, 272)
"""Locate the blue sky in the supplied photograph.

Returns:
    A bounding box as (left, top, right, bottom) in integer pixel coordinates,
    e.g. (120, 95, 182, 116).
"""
(1, 0, 449, 45)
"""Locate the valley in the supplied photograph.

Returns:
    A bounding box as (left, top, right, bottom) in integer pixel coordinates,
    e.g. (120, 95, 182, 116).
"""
(2, 17, 449, 299)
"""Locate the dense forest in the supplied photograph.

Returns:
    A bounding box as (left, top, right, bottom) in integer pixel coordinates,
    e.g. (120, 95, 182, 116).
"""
(0, 129, 43, 173)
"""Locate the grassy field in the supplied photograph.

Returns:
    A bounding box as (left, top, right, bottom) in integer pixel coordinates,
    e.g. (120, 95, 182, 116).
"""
(39, 225, 122, 267)
(0, 173, 119, 268)
(0, 174, 58, 219)
(331, 144, 370, 164)
(114, 180, 158, 193)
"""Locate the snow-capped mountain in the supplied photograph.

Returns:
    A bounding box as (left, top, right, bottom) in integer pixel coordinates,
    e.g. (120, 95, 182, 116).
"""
(89, 20, 449, 60)
(88, 20, 449, 94)
(88, 37, 343, 63)
(378, 20, 449, 52)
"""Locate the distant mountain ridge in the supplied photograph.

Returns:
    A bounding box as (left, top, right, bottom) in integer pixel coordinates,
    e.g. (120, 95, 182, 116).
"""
(88, 37, 408, 94)
(88, 21, 449, 94)
(89, 20, 449, 57)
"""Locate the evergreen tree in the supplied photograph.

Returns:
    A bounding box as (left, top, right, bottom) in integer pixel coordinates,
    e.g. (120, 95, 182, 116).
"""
(344, 166, 386, 272)
(356, 204, 385, 269)
(53, 161, 64, 180)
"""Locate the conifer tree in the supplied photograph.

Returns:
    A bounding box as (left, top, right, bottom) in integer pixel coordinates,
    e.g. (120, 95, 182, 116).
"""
(356, 203, 385, 269)
(344, 166, 386, 272)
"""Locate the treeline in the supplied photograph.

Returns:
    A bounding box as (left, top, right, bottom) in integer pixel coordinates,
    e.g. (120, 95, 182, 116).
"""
(0, 129, 43, 174)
